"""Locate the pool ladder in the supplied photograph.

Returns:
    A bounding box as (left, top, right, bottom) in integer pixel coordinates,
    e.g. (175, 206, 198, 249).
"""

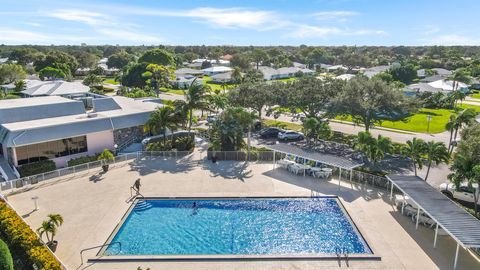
(335, 246, 349, 267)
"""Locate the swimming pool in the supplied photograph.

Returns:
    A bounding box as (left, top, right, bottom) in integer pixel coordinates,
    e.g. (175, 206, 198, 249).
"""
(104, 197, 372, 256)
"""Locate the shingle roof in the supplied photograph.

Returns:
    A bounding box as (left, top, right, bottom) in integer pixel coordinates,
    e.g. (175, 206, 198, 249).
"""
(387, 175, 480, 248)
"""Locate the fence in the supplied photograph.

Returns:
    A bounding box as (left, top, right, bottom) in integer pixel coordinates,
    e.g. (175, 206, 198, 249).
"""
(0, 150, 390, 195)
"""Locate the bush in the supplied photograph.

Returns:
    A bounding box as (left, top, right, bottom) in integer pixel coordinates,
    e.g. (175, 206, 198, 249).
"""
(0, 200, 62, 270)
(0, 238, 13, 270)
(18, 160, 56, 177)
(146, 135, 195, 151)
(67, 155, 99, 167)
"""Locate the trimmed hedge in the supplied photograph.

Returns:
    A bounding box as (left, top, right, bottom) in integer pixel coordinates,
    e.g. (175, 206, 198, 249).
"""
(18, 160, 57, 178)
(67, 155, 99, 167)
(0, 238, 13, 270)
(0, 200, 62, 270)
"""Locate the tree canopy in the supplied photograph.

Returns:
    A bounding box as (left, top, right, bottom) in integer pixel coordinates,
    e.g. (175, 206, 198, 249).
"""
(0, 63, 26, 84)
(138, 48, 175, 66)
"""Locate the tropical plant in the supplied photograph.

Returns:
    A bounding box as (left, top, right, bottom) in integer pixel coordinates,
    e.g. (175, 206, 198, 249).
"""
(448, 108, 477, 154)
(354, 132, 392, 164)
(97, 149, 114, 163)
(424, 141, 450, 181)
(144, 106, 182, 146)
(0, 238, 13, 270)
(402, 138, 426, 176)
(209, 107, 255, 151)
(183, 80, 209, 131)
(228, 82, 272, 119)
(142, 64, 175, 97)
(37, 214, 63, 245)
(302, 117, 331, 144)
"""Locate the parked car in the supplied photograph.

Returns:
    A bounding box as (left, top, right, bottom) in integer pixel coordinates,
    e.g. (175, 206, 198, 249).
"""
(278, 130, 304, 141)
(440, 183, 479, 206)
(259, 127, 285, 138)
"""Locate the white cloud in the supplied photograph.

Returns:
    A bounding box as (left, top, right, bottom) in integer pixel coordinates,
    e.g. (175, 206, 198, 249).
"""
(287, 24, 387, 39)
(423, 25, 440, 35)
(313, 11, 358, 21)
(47, 9, 106, 26)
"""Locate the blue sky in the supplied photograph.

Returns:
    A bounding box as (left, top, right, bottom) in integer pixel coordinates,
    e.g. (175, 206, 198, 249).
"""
(1, 0, 479, 46)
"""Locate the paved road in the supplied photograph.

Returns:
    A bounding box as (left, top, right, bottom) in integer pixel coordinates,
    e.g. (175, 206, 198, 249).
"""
(266, 113, 451, 144)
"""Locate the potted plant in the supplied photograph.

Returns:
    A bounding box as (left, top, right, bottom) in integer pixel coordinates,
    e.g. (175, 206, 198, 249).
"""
(37, 214, 63, 252)
(98, 148, 115, 172)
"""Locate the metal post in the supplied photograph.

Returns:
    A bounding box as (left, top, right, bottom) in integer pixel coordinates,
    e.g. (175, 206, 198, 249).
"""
(338, 168, 342, 190)
(303, 158, 306, 176)
(416, 207, 420, 230)
(434, 223, 439, 248)
(272, 151, 276, 169)
(390, 182, 394, 200)
(349, 169, 353, 188)
(453, 243, 459, 269)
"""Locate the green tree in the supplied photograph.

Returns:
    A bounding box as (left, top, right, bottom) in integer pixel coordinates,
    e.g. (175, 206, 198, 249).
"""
(209, 107, 255, 151)
(230, 53, 251, 70)
(354, 132, 392, 164)
(448, 123, 480, 215)
(387, 63, 417, 84)
(34, 50, 78, 74)
(0, 63, 26, 84)
(107, 51, 135, 69)
(448, 108, 477, 154)
(9, 47, 42, 65)
(138, 48, 175, 66)
(121, 62, 148, 88)
(402, 138, 426, 176)
(183, 80, 209, 131)
(36, 214, 64, 245)
(228, 82, 272, 119)
(334, 75, 415, 132)
(286, 77, 344, 119)
(142, 64, 174, 97)
(302, 117, 331, 144)
(250, 48, 269, 69)
(231, 67, 243, 84)
(83, 73, 103, 87)
(424, 141, 450, 181)
(0, 238, 13, 270)
(38, 66, 66, 80)
(144, 106, 181, 146)
(72, 51, 99, 69)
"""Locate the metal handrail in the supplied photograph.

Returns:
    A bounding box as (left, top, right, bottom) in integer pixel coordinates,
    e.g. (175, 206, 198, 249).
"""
(79, 241, 121, 265)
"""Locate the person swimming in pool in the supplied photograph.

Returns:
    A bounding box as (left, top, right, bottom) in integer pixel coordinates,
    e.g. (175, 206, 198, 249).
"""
(191, 202, 199, 215)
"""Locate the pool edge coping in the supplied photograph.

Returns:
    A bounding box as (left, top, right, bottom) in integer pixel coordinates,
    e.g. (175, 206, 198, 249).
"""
(94, 196, 380, 262)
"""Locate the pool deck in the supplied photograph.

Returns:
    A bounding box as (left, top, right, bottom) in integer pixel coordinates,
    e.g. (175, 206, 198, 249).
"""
(3, 154, 480, 270)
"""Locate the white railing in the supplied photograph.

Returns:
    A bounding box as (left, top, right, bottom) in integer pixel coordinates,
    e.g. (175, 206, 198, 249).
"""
(0, 150, 389, 194)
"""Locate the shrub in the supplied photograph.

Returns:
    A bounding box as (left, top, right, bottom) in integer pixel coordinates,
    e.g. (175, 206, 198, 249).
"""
(97, 149, 114, 163)
(67, 155, 99, 167)
(18, 160, 56, 177)
(102, 86, 115, 93)
(0, 200, 62, 270)
(0, 238, 13, 270)
(175, 136, 194, 151)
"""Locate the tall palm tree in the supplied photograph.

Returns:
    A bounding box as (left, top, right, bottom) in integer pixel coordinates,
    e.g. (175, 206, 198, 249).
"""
(144, 106, 181, 146)
(402, 138, 426, 176)
(446, 114, 457, 152)
(37, 220, 55, 243)
(354, 132, 392, 164)
(450, 108, 476, 154)
(184, 80, 209, 131)
(424, 141, 450, 181)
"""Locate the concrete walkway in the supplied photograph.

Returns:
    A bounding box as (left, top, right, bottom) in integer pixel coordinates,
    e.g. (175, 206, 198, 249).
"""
(4, 154, 479, 270)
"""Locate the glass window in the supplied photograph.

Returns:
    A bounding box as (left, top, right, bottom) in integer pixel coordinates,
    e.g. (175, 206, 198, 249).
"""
(15, 136, 88, 165)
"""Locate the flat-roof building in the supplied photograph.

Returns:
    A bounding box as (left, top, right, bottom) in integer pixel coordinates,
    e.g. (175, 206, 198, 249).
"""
(0, 94, 160, 171)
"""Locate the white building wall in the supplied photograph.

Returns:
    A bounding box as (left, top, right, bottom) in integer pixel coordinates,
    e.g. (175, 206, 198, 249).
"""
(43, 130, 114, 168)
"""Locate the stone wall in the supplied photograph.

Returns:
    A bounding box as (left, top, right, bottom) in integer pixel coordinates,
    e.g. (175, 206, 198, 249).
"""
(113, 126, 144, 147)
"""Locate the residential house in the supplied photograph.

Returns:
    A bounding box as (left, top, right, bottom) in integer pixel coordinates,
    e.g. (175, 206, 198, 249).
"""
(336, 74, 356, 81)
(0, 94, 160, 169)
(202, 66, 233, 76)
(258, 66, 315, 81)
(20, 80, 90, 97)
(363, 65, 390, 78)
(407, 79, 469, 94)
(210, 72, 232, 83)
(174, 68, 204, 77)
(173, 76, 203, 89)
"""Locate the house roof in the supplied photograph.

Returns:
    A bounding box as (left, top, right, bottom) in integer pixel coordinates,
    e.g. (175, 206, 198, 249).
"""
(0, 96, 160, 147)
(407, 83, 443, 93)
(336, 74, 356, 80)
(259, 66, 315, 78)
(363, 65, 390, 78)
(21, 80, 90, 97)
(202, 66, 233, 73)
(428, 79, 468, 91)
(174, 68, 203, 76)
(421, 74, 449, 83)
(211, 72, 232, 81)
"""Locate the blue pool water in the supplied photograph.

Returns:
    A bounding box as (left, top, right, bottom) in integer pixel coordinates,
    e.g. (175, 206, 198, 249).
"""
(104, 198, 371, 256)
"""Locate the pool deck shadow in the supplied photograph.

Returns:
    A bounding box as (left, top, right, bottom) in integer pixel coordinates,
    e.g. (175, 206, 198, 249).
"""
(202, 160, 253, 181)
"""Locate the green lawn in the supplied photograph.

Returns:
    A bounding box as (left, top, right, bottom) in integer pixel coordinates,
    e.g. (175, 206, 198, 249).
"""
(335, 104, 480, 134)
(202, 76, 236, 92)
(272, 77, 298, 83)
(263, 119, 301, 131)
(470, 93, 480, 99)
(103, 78, 119, 85)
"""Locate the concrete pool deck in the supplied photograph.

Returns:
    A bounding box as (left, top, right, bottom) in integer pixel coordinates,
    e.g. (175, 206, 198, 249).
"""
(3, 154, 480, 270)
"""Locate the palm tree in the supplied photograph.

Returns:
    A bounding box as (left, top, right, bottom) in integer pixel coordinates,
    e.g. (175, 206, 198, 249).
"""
(207, 93, 228, 113)
(424, 141, 450, 181)
(184, 80, 209, 131)
(402, 138, 426, 176)
(144, 106, 181, 146)
(446, 114, 457, 152)
(37, 214, 64, 246)
(354, 132, 392, 164)
(450, 108, 476, 154)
